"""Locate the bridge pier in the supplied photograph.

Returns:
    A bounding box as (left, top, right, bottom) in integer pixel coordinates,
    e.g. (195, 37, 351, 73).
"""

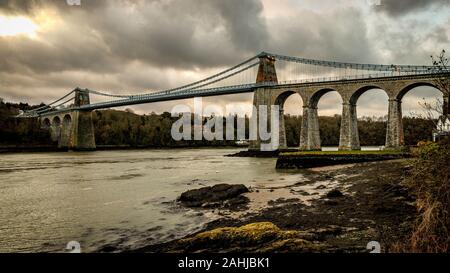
(309, 107, 321, 150)
(278, 107, 288, 150)
(299, 106, 321, 151)
(59, 114, 72, 148)
(69, 110, 96, 151)
(299, 106, 309, 150)
(339, 102, 360, 150)
(49, 123, 61, 142)
(249, 88, 281, 151)
(385, 99, 404, 149)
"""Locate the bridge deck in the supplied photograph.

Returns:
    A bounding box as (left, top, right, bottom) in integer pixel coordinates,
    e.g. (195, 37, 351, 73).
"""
(38, 72, 447, 116)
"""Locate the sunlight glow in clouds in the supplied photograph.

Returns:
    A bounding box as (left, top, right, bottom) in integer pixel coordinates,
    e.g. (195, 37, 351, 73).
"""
(0, 16, 38, 37)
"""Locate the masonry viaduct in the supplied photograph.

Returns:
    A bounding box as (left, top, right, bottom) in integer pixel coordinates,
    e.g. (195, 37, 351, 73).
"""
(249, 55, 449, 151)
(40, 89, 96, 150)
(36, 53, 449, 151)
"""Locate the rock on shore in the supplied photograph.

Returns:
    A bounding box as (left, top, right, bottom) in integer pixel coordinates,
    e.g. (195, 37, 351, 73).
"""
(140, 222, 325, 253)
(178, 184, 250, 209)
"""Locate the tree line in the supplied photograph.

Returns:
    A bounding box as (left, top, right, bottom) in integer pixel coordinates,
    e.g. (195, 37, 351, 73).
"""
(0, 99, 52, 146)
(0, 99, 436, 147)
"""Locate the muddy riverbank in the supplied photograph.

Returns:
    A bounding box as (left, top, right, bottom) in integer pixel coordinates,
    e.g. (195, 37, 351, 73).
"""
(133, 159, 417, 253)
(276, 152, 410, 168)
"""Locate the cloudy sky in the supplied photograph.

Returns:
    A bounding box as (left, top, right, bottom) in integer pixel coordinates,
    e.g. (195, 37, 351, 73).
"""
(0, 0, 449, 117)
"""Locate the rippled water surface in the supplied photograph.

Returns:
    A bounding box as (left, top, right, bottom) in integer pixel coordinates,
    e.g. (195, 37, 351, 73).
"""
(0, 148, 312, 253)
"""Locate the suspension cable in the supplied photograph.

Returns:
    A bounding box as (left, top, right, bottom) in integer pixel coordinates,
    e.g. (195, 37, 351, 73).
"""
(151, 55, 259, 95)
(189, 61, 259, 91)
(37, 96, 75, 114)
(29, 90, 76, 112)
(85, 88, 132, 98)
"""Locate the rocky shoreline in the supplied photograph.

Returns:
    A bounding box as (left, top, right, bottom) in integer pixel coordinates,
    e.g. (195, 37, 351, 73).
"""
(130, 159, 417, 253)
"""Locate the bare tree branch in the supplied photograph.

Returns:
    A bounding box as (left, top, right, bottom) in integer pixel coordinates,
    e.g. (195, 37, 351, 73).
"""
(429, 50, 450, 119)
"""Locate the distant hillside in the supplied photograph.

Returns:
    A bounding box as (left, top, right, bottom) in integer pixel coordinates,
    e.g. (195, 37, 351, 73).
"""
(0, 99, 53, 146)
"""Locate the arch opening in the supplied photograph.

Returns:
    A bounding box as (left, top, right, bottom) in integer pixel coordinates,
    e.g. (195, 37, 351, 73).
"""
(313, 89, 343, 149)
(60, 114, 73, 149)
(63, 114, 72, 126)
(397, 82, 440, 101)
(400, 85, 443, 145)
(352, 87, 389, 147)
(52, 116, 61, 126)
(42, 118, 51, 129)
(274, 91, 303, 148)
(49, 116, 61, 143)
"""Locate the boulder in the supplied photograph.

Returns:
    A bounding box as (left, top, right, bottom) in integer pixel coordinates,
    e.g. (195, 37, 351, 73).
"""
(178, 184, 249, 208)
(326, 189, 344, 198)
(175, 222, 324, 253)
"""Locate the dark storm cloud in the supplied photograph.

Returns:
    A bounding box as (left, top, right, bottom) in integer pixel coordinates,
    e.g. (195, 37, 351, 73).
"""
(375, 0, 449, 16)
(0, 0, 448, 116)
(209, 0, 268, 52)
(370, 16, 450, 65)
(0, 0, 106, 14)
(0, 0, 268, 73)
(0, 0, 42, 14)
(90, 0, 268, 69)
(267, 8, 378, 63)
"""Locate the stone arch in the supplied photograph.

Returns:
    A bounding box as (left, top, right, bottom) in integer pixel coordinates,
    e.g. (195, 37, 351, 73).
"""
(50, 116, 61, 142)
(386, 81, 445, 149)
(306, 88, 343, 150)
(396, 81, 441, 101)
(52, 116, 61, 126)
(344, 86, 389, 150)
(350, 85, 389, 105)
(273, 90, 304, 149)
(274, 90, 301, 106)
(42, 118, 51, 129)
(309, 88, 342, 108)
(63, 114, 72, 126)
(60, 114, 73, 148)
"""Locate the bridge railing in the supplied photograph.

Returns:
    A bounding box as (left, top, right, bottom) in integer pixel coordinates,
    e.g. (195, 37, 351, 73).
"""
(276, 70, 444, 85)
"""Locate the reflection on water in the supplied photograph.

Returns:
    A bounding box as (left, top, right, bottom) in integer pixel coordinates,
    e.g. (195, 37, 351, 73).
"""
(0, 148, 306, 252)
(0, 146, 382, 253)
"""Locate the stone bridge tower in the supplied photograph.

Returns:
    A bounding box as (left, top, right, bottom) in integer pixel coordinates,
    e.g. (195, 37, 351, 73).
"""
(41, 88, 96, 151)
(70, 88, 96, 150)
(249, 53, 281, 151)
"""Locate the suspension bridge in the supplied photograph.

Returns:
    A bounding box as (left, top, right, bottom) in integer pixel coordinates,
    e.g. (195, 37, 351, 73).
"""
(19, 52, 450, 151)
